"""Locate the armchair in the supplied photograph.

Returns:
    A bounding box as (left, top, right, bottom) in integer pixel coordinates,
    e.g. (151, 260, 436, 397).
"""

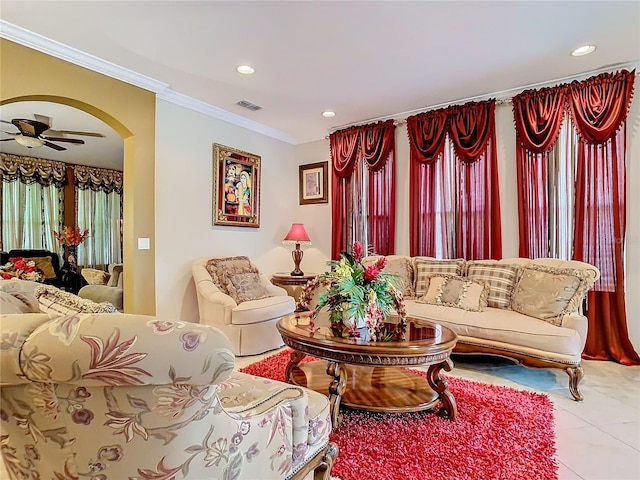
(192, 256, 296, 356)
(78, 263, 124, 310)
(0, 312, 337, 479)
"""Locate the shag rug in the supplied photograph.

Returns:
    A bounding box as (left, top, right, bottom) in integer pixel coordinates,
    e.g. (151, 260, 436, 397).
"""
(240, 350, 558, 480)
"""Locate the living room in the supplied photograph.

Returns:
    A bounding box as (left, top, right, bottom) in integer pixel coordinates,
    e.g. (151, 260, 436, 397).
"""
(1, 2, 639, 480)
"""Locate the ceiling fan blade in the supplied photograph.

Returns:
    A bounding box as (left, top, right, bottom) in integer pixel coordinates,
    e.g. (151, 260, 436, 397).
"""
(0, 138, 16, 142)
(42, 136, 85, 144)
(12, 119, 50, 137)
(54, 129, 105, 138)
(43, 140, 66, 151)
(1, 131, 17, 135)
(1, 119, 14, 125)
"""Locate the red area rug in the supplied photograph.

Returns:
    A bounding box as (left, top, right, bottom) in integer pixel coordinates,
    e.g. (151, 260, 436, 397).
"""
(241, 350, 558, 480)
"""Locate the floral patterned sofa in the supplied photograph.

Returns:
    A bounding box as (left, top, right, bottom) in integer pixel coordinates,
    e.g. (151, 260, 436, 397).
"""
(0, 282, 337, 479)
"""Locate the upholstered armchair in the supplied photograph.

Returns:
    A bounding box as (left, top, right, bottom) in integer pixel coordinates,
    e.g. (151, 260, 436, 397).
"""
(78, 263, 124, 310)
(192, 256, 296, 356)
(0, 312, 337, 479)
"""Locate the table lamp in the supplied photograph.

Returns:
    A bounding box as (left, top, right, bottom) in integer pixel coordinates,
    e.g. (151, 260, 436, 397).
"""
(283, 223, 311, 276)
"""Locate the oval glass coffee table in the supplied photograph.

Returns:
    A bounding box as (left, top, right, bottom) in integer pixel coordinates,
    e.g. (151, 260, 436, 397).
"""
(276, 313, 458, 428)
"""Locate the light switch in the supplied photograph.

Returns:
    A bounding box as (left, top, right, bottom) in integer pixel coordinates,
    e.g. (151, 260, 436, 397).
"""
(138, 237, 150, 250)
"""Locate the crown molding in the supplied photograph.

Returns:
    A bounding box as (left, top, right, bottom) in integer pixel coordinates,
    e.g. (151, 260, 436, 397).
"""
(0, 20, 298, 145)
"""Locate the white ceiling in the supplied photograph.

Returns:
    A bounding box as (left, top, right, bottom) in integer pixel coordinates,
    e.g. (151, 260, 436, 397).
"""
(1, 1, 639, 167)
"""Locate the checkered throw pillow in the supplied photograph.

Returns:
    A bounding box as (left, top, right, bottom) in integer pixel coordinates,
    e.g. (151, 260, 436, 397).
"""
(413, 258, 466, 298)
(466, 263, 520, 309)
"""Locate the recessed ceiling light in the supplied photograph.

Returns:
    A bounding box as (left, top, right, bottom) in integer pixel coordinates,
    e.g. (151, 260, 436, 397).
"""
(237, 65, 255, 74)
(322, 111, 336, 118)
(571, 45, 596, 57)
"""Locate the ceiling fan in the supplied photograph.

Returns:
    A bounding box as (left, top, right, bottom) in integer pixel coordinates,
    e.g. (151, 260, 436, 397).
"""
(0, 114, 105, 151)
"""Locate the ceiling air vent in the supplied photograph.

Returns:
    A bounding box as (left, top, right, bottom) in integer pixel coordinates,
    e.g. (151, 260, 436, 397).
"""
(236, 100, 262, 111)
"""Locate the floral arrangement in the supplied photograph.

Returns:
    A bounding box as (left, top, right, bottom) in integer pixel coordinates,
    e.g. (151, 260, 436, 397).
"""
(298, 242, 407, 341)
(53, 226, 90, 246)
(0, 257, 45, 282)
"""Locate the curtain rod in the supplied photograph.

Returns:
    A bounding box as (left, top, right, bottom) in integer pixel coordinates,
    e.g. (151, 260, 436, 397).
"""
(327, 61, 640, 136)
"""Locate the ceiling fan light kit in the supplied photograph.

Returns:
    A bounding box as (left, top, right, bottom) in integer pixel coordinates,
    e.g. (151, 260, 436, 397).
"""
(14, 134, 45, 148)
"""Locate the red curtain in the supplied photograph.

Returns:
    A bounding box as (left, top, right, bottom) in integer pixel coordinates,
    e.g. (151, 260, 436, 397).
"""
(329, 121, 396, 259)
(449, 101, 502, 260)
(407, 101, 501, 260)
(512, 87, 567, 258)
(568, 70, 639, 365)
(407, 109, 448, 257)
(330, 127, 360, 259)
(362, 120, 396, 256)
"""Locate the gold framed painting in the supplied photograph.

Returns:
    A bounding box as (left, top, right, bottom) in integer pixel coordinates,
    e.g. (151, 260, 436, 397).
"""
(213, 143, 261, 227)
(299, 161, 328, 205)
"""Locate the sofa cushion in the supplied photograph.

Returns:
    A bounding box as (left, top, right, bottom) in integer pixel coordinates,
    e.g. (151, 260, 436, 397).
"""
(405, 300, 583, 357)
(419, 275, 488, 312)
(0, 291, 39, 314)
(227, 271, 269, 303)
(205, 256, 258, 295)
(413, 258, 466, 297)
(510, 265, 592, 326)
(362, 255, 414, 298)
(81, 267, 111, 285)
(35, 285, 119, 315)
(466, 262, 520, 309)
(232, 295, 296, 325)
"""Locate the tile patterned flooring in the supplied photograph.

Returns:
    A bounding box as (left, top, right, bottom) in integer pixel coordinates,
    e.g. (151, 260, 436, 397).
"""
(2, 349, 638, 479)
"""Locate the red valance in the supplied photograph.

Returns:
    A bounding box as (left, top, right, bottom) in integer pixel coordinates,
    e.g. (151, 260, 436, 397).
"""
(406, 109, 448, 164)
(512, 86, 567, 153)
(448, 101, 495, 163)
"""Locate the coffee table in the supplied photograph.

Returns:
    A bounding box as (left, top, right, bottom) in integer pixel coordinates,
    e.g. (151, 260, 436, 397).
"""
(276, 313, 458, 428)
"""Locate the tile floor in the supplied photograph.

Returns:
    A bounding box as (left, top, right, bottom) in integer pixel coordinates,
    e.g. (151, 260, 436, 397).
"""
(234, 348, 640, 480)
(2, 350, 638, 479)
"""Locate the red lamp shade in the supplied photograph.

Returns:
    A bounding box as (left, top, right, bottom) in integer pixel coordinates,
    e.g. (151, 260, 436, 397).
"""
(283, 223, 311, 244)
(283, 223, 311, 276)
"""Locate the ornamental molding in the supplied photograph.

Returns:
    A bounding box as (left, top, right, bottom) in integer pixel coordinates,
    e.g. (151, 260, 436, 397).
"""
(0, 20, 298, 145)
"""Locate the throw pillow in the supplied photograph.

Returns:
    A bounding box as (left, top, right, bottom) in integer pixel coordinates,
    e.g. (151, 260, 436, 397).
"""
(35, 285, 119, 315)
(81, 268, 111, 286)
(205, 256, 255, 295)
(466, 262, 520, 309)
(510, 265, 593, 326)
(0, 291, 39, 314)
(413, 258, 466, 298)
(226, 271, 269, 303)
(418, 275, 488, 312)
(30, 256, 57, 280)
(362, 255, 415, 298)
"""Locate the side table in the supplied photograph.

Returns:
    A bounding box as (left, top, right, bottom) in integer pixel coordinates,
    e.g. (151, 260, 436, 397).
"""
(271, 272, 317, 307)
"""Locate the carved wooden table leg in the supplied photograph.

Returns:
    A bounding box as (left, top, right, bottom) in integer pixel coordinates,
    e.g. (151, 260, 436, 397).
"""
(326, 361, 346, 428)
(426, 357, 457, 420)
(566, 365, 584, 401)
(285, 349, 306, 382)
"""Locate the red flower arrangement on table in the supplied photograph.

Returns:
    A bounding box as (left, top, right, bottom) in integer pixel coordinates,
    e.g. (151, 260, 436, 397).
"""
(0, 257, 45, 282)
(297, 241, 407, 342)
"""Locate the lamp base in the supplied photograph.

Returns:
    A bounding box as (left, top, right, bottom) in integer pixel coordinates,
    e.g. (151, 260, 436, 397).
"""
(291, 243, 304, 277)
(290, 268, 304, 276)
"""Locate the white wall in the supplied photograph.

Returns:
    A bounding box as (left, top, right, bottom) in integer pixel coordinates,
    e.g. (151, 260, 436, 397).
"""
(155, 100, 304, 321)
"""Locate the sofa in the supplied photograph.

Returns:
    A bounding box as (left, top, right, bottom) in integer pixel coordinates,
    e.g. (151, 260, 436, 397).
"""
(1, 249, 63, 287)
(192, 256, 296, 356)
(309, 255, 599, 401)
(0, 280, 338, 480)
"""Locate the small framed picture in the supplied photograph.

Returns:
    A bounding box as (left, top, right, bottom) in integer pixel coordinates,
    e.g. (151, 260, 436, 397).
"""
(299, 161, 328, 205)
(213, 143, 261, 227)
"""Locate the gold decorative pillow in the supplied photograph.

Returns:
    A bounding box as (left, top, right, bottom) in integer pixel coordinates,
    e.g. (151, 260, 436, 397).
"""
(205, 256, 255, 295)
(466, 262, 520, 309)
(226, 271, 269, 303)
(30, 256, 57, 280)
(362, 255, 415, 298)
(413, 258, 466, 298)
(81, 268, 111, 285)
(418, 275, 488, 312)
(510, 265, 594, 326)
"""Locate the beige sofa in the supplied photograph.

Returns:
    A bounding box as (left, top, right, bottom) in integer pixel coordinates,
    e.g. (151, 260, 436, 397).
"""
(0, 280, 337, 480)
(358, 255, 600, 401)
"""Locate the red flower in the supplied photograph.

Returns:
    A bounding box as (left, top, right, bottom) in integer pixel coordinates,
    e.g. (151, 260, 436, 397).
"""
(352, 242, 364, 262)
(375, 257, 386, 270)
(364, 265, 381, 281)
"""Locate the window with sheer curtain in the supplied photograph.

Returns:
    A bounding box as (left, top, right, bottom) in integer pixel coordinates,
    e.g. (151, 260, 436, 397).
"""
(0, 154, 65, 253)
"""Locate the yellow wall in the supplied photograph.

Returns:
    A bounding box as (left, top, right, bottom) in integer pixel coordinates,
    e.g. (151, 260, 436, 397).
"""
(0, 39, 156, 314)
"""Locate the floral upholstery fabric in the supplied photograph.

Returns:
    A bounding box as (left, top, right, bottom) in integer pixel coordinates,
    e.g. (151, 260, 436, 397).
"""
(0, 313, 333, 480)
(35, 285, 119, 315)
(227, 271, 270, 303)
